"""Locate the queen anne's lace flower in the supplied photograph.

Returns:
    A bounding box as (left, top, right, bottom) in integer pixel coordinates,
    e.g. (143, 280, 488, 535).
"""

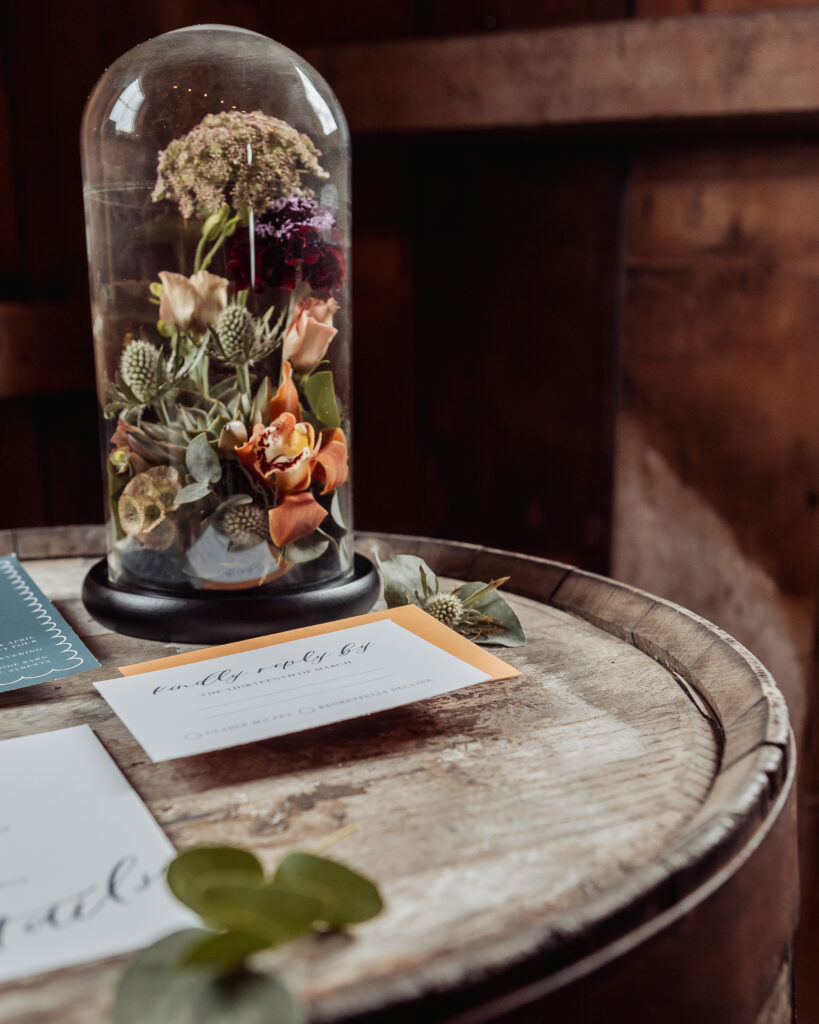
(152, 111, 329, 220)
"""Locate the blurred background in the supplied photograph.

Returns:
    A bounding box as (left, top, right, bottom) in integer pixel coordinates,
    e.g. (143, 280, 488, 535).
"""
(2, 0, 819, 1015)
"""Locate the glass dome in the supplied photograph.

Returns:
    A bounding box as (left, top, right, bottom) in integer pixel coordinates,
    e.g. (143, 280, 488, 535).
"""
(80, 26, 367, 638)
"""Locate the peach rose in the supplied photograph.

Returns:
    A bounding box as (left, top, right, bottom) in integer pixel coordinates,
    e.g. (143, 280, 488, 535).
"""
(282, 297, 339, 373)
(158, 270, 228, 332)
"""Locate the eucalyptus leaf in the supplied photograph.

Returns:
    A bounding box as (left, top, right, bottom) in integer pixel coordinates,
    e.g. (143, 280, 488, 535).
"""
(285, 533, 330, 565)
(195, 884, 322, 945)
(375, 554, 432, 609)
(168, 847, 264, 915)
(250, 377, 272, 426)
(453, 581, 526, 647)
(316, 526, 339, 554)
(180, 930, 271, 969)
(112, 929, 305, 1024)
(273, 852, 384, 928)
(302, 372, 341, 429)
(112, 929, 214, 1024)
(175, 480, 213, 505)
(187, 432, 222, 484)
(329, 491, 348, 533)
(215, 494, 253, 513)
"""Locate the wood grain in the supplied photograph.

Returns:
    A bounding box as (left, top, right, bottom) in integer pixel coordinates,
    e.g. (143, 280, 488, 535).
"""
(0, 303, 94, 399)
(0, 529, 795, 1022)
(614, 141, 819, 743)
(306, 9, 819, 134)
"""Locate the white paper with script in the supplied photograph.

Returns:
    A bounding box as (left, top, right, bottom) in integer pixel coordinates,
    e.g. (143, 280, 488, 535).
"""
(0, 726, 193, 983)
(96, 617, 494, 763)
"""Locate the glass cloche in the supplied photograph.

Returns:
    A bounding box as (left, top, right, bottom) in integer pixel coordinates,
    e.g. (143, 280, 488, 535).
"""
(80, 25, 377, 642)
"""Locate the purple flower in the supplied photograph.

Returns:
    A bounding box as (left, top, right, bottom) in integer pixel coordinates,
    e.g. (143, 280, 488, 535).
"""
(227, 197, 345, 293)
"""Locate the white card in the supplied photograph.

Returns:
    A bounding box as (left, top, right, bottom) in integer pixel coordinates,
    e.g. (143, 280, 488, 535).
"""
(96, 608, 519, 763)
(0, 726, 193, 983)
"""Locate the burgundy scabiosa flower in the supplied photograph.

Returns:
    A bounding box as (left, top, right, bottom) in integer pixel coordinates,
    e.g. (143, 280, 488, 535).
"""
(226, 197, 345, 293)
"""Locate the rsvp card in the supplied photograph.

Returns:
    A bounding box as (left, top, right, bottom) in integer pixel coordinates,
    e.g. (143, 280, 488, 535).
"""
(0, 554, 99, 691)
(0, 726, 192, 983)
(96, 606, 520, 763)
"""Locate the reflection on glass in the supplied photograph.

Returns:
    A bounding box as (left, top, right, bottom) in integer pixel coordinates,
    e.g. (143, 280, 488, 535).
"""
(109, 79, 144, 134)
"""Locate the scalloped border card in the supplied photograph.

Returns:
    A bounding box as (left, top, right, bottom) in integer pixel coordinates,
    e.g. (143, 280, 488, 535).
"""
(96, 605, 521, 763)
(0, 554, 99, 692)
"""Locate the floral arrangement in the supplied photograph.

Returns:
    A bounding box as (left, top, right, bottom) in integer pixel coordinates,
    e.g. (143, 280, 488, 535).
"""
(102, 111, 349, 589)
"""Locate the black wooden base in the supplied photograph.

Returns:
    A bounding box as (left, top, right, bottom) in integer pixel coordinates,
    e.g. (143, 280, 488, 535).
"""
(81, 555, 380, 643)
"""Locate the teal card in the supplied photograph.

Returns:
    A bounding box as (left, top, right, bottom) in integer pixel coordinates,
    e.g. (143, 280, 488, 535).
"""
(0, 554, 99, 692)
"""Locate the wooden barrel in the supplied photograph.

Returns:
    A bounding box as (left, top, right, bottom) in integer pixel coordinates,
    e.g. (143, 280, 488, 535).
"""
(0, 527, 797, 1024)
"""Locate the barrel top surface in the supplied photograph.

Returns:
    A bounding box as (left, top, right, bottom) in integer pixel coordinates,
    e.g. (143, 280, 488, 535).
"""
(0, 527, 792, 1023)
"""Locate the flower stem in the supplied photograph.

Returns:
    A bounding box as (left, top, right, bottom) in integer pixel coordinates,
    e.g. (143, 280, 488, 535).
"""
(236, 361, 251, 395)
(199, 217, 241, 272)
(193, 232, 208, 274)
(200, 353, 210, 399)
(156, 399, 172, 425)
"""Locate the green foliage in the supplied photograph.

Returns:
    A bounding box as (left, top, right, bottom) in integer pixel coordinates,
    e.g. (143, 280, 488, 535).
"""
(274, 852, 383, 927)
(114, 843, 383, 1023)
(175, 433, 223, 505)
(452, 580, 526, 647)
(285, 533, 330, 564)
(186, 433, 222, 484)
(377, 553, 526, 647)
(112, 930, 305, 1024)
(302, 371, 341, 429)
(168, 847, 264, 913)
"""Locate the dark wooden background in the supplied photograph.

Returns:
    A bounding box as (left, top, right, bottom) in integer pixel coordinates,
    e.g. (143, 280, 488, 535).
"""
(3, 0, 819, 1017)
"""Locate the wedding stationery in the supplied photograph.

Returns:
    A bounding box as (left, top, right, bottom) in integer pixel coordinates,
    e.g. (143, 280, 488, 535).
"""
(96, 605, 520, 763)
(0, 554, 99, 692)
(0, 726, 193, 983)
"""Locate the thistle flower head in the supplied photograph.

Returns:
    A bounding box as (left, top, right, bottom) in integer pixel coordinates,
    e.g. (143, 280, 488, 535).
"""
(213, 306, 255, 362)
(119, 338, 166, 403)
(423, 593, 464, 628)
(218, 503, 270, 549)
(152, 111, 329, 220)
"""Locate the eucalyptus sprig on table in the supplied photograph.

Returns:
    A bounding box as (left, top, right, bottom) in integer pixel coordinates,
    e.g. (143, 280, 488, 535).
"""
(377, 554, 526, 648)
(113, 844, 383, 1024)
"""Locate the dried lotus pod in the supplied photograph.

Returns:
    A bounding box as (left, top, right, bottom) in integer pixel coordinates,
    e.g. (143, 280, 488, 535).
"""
(118, 465, 181, 550)
(139, 517, 177, 551)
